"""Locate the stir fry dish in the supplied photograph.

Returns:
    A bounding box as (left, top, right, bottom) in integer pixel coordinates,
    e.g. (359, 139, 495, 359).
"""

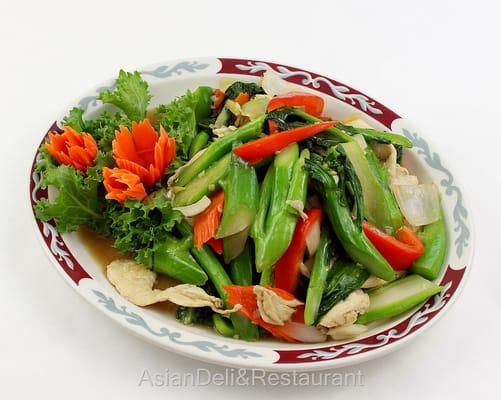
(35, 70, 446, 343)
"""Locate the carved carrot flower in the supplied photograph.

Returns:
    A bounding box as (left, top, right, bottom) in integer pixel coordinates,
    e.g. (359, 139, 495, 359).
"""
(45, 126, 98, 172)
(112, 119, 176, 188)
(102, 167, 147, 203)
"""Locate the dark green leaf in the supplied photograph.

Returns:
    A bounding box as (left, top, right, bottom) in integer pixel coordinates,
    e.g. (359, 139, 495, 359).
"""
(224, 81, 264, 100)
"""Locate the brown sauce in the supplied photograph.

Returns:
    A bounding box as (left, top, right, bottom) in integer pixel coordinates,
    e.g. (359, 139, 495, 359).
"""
(77, 226, 179, 315)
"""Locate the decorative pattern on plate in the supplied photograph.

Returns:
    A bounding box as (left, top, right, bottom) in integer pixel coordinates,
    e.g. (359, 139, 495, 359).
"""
(93, 290, 262, 359)
(235, 61, 382, 114)
(402, 129, 470, 257)
(275, 266, 465, 363)
(77, 60, 209, 111)
(30, 122, 91, 285)
(141, 61, 209, 78)
(298, 283, 452, 361)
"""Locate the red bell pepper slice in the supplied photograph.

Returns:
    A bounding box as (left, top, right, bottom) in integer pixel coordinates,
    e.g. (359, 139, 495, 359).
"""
(207, 238, 223, 255)
(274, 208, 323, 293)
(233, 121, 336, 164)
(267, 92, 324, 117)
(268, 120, 280, 134)
(213, 89, 225, 111)
(362, 221, 425, 270)
(224, 285, 314, 343)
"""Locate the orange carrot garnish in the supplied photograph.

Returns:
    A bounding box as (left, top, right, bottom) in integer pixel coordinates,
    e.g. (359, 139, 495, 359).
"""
(193, 191, 225, 248)
(112, 119, 176, 188)
(45, 126, 98, 172)
(102, 167, 147, 204)
(235, 92, 250, 105)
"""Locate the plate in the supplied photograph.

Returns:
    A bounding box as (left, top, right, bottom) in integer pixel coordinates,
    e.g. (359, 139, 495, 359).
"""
(29, 57, 473, 371)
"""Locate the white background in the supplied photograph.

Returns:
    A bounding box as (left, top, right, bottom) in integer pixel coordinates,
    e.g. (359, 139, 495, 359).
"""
(1, 0, 499, 398)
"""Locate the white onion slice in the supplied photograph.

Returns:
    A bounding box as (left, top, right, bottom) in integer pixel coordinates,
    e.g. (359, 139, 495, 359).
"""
(305, 220, 321, 256)
(284, 322, 327, 343)
(241, 95, 271, 120)
(173, 196, 211, 217)
(352, 133, 368, 150)
(392, 183, 440, 226)
(261, 70, 298, 96)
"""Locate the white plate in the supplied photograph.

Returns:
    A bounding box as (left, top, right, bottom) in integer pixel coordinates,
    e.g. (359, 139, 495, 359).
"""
(29, 57, 473, 371)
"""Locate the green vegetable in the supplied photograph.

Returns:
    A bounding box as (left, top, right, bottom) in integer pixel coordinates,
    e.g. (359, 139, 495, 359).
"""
(304, 225, 335, 325)
(173, 153, 231, 207)
(98, 70, 151, 122)
(230, 242, 254, 286)
(153, 235, 208, 285)
(357, 275, 442, 324)
(105, 190, 183, 266)
(222, 228, 249, 264)
(212, 314, 235, 337)
(224, 81, 265, 100)
(306, 159, 396, 281)
(155, 91, 198, 159)
(216, 153, 259, 238)
(193, 86, 214, 122)
(176, 306, 212, 326)
(63, 108, 130, 154)
(34, 165, 105, 233)
(288, 109, 353, 142)
(189, 131, 210, 159)
(177, 221, 232, 302)
(177, 221, 253, 338)
(411, 216, 447, 280)
(342, 141, 402, 234)
(336, 123, 413, 148)
(62, 107, 86, 132)
(252, 145, 309, 273)
(317, 259, 370, 321)
(175, 115, 265, 187)
(229, 243, 259, 341)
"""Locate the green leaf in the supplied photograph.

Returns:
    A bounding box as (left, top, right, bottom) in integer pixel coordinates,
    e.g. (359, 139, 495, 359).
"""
(83, 111, 130, 153)
(105, 189, 183, 266)
(155, 91, 198, 159)
(98, 70, 151, 122)
(224, 81, 265, 100)
(34, 165, 104, 233)
(62, 107, 85, 132)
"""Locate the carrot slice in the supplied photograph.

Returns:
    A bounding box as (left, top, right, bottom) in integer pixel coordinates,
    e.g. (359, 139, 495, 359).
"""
(193, 191, 225, 248)
(224, 285, 306, 342)
(235, 92, 250, 105)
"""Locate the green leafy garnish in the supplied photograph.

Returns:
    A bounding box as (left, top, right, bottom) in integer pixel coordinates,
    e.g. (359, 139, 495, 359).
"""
(34, 165, 105, 233)
(104, 190, 183, 266)
(62, 107, 130, 153)
(62, 107, 85, 132)
(98, 70, 151, 122)
(155, 91, 198, 159)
